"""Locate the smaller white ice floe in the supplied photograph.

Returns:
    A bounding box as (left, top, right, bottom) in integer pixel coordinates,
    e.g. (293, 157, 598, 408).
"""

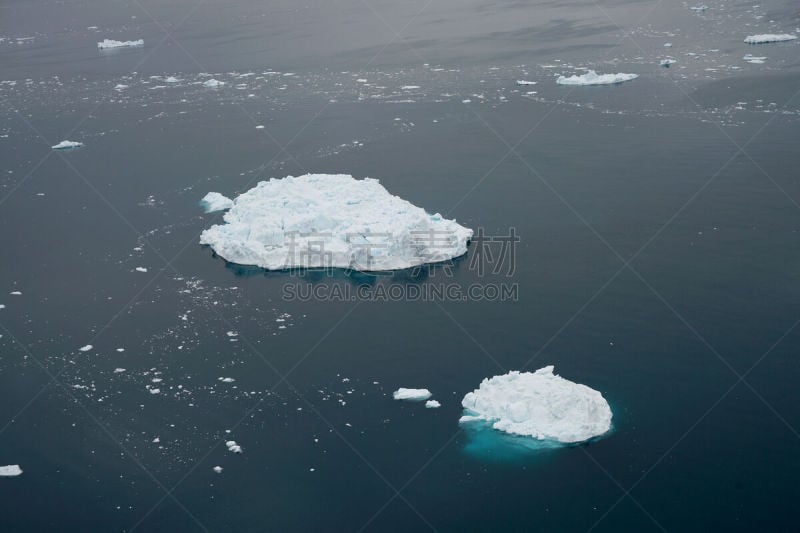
(743, 54, 767, 64)
(135, 267, 148, 273)
(9, 291, 21, 296)
(556, 70, 638, 86)
(218, 377, 235, 383)
(78, 344, 93, 352)
(255, 125, 265, 129)
(200, 192, 234, 213)
(213, 466, 223, 473)
(401, 85, 420, 90)
(52, 140, 83, 150)
(225, 440, 243, 454)
(0, 465, 22, 477)
(393, 388, 432, 401)
(744, 34, 797, 44)
(425, 400, 441, 409)
(660, 59, 677, 67)
(164, 76, 181, 83)
(149, 388, 160, 395)
(516, 80, 537, 85)
(113, 368, 126, 373)
(97, 39, 144, 49)
(114, 84, 128, 90)
(664, 42, 673, 47)
(459, 366, 612, 444)
(203, 79, 224, 88)
(689, 4, 708, 12)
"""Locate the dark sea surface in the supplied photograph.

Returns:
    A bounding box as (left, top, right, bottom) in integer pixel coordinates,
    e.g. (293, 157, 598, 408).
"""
(2, 0, 800, 531)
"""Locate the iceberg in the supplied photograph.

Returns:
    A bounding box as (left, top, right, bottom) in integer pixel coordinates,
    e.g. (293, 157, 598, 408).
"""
(425, 399, 441, 408)
(200, 192, 234, 213)
(393, 388, 432, 401)
(199, 174, 473, 271)
(203, 79, 224, 88)
(556, 70, 638, 86)
(744, 34, 796, 44)
(52, 140, 83, 150)
(0, 465, 22, 477)
(459, 366, 612, 444)
(97, 39, 144, 49)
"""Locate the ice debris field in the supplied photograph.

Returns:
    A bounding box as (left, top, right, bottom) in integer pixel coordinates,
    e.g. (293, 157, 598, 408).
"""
(199, 174, 473, 271)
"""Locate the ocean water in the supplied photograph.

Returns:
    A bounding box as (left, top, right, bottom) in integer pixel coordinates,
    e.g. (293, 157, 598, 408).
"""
(1, 0, 800, 531)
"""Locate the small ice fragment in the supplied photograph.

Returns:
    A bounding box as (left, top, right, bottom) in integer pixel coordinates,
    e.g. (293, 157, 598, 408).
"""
(556, 70, 638, 86)
(113, 368, 126, 373)
(79, 345, 93, 352)
(255, 125, 265, 129)
(203, 79, 224, 88)
(660, 59, 677, 67)
(135, 267, 147, 273)
(744, 34, 796, 44)
(219, 377, 235, 383)
(200, 192, 233, 213)
(97, 39, 144, 49)
(213, 466, 223, 473)
(225, 440, 243, 454)
(393, 388, 432, 401)
(0, 465, 22, 477)
(425, 399, 441, 409)
(164, 76, 181, 83)
(515, 80, 537, 85)
(149, 388, 160, 394)
(9, 291, 21, 295)
(52, 140, 83, 150)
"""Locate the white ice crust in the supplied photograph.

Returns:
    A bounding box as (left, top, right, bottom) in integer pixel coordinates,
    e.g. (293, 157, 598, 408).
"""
(97, 39, 144, 49)
(460, 366, 612, 444)
(200, 192, 234, 213)
(0, 465, 22, 477)
(393, 388, 433, 401)
(199, 174, 473, 271)
(556, 70, 638, 86)
(744, 34, 796, 44)
(52, 140, 83, 150)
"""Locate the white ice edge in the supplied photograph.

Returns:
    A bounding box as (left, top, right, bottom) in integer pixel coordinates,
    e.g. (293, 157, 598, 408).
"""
(556, 70, 638, 86)
(393, 388, 432, 401)
(52, 140, 83, 150)
(744, 34, 796, 44)
(0, 465, 22, 477)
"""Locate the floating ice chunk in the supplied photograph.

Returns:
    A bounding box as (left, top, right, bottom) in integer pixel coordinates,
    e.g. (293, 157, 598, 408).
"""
(219, 377, 235, 383)
(203, 79, 224, 88)
(660, 59, 677, 67)
(149, 388, 160, 394)
(213, 466, 223, 473)
(164, 76, 181, 83)
(556, 70, 638, 86)
(0, 465, 22, 477)
(459, 366, 612, 443)
(393, 388, 432, 401)
(199, 174, 473, 271)
(664, 43, 673, 47)
(113, 368, 126, 373)
(135, 267, 148, 273)
(114, 84, 128, 90)
(78, 344, 93, 352)
(9, 291, 21, 296)
(401, 85, 421, 90)
(97, 39, 144, 49)
(52, 140, 83, 150)
(689, 4, 708, 11)
(225, 440, 243, 454)
(743, 54, 767, 64)
(200, 192, 234, 213)
(744, 34, 796, 44)
(515, 80, 537, 85)
(425, 399, 441, 409)
(255, 125, 265, 129)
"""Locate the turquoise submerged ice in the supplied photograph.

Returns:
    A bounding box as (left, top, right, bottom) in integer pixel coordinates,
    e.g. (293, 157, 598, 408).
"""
(460, 366, 612, 444)
(199, 174, 473, 271)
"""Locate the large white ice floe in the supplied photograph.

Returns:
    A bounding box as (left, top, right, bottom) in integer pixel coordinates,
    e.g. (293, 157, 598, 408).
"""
(199, 174, 473, 271)
(52, 140, 83, 150)
(0, 465, 22, 477)
(200, 192, 234, 213)
(459, 366, 612, 444)
(556, 70, 638, 86)
(393, 388, 433, 401)
(744, 34, 796, 44)
(97, 39, 144, 49)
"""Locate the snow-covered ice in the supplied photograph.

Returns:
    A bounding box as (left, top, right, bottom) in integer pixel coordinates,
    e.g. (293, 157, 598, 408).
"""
(202, 79, 224, 88)
(393, 388, 432, 401)
(199, 174, 473, 271)
(660, 59, 677, 67)
(516, 80, 537, 85)
(200, 192, 234, 213)
(213, 466, 223, 473)
(744, 34, 796, 44)
(0, 465, 22, 477)
(459, 366, 612, 444)
(97, 39, 144, 49)
(425, 399, 441, 409)
(135, 267, 148, 273)
(226, 440, 243, 454)
(556, 70, 638, 86)
(78, 344, 93, 352)
(52, 140, 83, 150)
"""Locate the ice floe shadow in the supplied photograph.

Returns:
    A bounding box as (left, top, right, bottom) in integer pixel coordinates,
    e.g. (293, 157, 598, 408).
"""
(460, 419, 613, 463)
